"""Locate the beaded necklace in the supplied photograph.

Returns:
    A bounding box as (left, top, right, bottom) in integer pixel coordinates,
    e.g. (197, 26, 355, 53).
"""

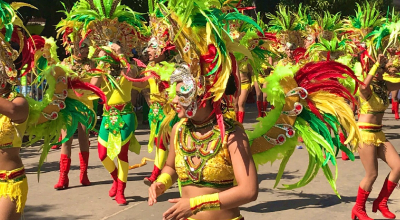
(178, 119, 235, 183)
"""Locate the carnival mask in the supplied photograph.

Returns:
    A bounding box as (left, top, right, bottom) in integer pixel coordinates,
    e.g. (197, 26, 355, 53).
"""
(170, 63, 198, 118)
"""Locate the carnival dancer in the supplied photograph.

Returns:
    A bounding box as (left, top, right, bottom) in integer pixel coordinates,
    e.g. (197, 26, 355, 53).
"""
(147, 0, 263, 219)
(92, 43, 141, 205)
(351, 53, 400, 220)
(237, 61, 252, 123)
(53, 39, 96, 189)
(141, 38, 175, 185)
(131, 4, 178, 185)
(0, 2, 41, 218)
(0, 36, 29, 220)
(60, 0, 150, 205)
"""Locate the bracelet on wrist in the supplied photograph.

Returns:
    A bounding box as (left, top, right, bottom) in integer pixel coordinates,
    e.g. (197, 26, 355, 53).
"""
(189, 193, 221, 215)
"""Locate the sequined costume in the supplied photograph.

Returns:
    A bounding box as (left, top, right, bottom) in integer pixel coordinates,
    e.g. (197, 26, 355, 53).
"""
(0, 93, 28, 214)
(62, 0, 150, 205)
(175, 119, 238, 188)
(140, 4, 178, 184)
(97, 73, 141, 204)
(150, 0, 262, 219)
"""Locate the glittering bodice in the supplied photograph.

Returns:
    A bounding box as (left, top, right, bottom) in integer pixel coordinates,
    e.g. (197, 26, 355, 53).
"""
(174, 119, 236, 188)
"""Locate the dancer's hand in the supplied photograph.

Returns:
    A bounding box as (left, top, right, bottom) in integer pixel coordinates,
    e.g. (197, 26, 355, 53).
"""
(111, 43, 123, 55)
(377, 54, 387, 66)
(98, 50, 106, 58)
(148, 182, 165, 206)
(163, 198, 192, 220)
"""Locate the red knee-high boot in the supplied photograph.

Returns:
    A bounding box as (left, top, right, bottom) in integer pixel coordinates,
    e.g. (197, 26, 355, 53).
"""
(256, 101, 263, 117)
(237, 111, 245, 123)
(144, 137, 164, 186)
(109, 168, 118, 197)
(393, 100, 399, 120)
(115, 179, 127, 205)
(392, 99, 395, 113)
(144, 165, 161, 186)
(54, 154, 71, 190)
(339, 133, 349, 161)
(79, 152, 91, 186)
(372, 179, 398, 219)
(351, 187, 373, 220)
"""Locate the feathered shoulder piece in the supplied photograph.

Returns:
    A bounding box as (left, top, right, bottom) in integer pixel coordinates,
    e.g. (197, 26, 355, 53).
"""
(247, 61, 362, 197)
(23, 35, 106, 178)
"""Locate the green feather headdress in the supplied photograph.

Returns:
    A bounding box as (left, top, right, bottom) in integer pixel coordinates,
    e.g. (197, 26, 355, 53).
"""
(307, 36, 353, 61)
(267, 4, 304, 49)
(342, 1, 384, 40)
(59, 0, 150, 57)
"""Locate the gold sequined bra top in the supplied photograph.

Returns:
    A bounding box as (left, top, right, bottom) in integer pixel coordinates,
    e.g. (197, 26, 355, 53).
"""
(0, 92, 27, 149)
(174, 118, 236, 188)
(359, 80, 389, 115)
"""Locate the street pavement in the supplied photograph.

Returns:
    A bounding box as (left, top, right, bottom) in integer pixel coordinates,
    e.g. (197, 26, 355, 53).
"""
(22, 104, 400, 220)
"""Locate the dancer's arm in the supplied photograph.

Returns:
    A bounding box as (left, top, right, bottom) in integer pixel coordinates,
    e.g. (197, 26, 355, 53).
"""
(0, 96, 29, 124)
(148, 124, 179, 206)
(359, 54, 386, 100)
(217, 126, 259, 208)
(162, 126, 258, 220)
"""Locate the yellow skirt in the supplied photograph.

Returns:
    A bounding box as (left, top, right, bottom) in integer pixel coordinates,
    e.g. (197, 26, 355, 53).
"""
(187, 215, 243, 220)
(241, 82, 251, 91)
(357, 122, 386, 147)
(132, 84, 150, 93)
(0, 167, 28, 213)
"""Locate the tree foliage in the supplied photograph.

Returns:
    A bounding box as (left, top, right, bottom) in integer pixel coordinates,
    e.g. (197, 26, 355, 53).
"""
(277, 0, 393, 17)
(3, 0, 148, 37)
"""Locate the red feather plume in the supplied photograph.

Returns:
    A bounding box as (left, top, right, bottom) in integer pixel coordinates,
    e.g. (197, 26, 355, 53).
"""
(294, 61, 364, 113)
(21, 35, 45, 76)
(68, 78, 107, 104)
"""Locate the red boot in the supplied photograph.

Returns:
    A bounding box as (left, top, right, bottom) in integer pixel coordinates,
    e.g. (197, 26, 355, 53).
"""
(393, 101, 399, 120)
(115, 179, 127, 205)
(339, 133, 349, 161)
(351, 187, 373, 220)
(109, 168, 118, 197)
(256, 101, 263, 118)
(79, 152, 91, 186)
(263, 101, 268, 116)
(237, 111, 245, 123)
(144, 165, 161, 186)
(372, 179, 397, 219)
(54, 154, 71, 190)
(51, 135, 63, 150)
(392, 99, 395, 114)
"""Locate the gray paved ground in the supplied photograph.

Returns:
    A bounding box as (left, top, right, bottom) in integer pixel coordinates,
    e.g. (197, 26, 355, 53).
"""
(22, 104, 400, 220)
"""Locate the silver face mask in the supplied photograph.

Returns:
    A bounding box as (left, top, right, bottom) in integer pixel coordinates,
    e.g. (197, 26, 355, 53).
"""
(170, 63, 197, 118)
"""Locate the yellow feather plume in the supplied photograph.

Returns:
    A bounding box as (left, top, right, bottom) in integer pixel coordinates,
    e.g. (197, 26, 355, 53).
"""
(308, 92, 360, 150)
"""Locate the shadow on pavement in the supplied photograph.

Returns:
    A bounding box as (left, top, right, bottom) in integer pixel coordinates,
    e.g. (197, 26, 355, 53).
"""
(241, 189, 393, 213)
(24, 204, 91, 219)
(385, 132, 400, 140)
(157, 191, 181, 202)
(125, 195, 147, 203)
(257, 171, 300, 184)
(24, 161, 103, 174)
